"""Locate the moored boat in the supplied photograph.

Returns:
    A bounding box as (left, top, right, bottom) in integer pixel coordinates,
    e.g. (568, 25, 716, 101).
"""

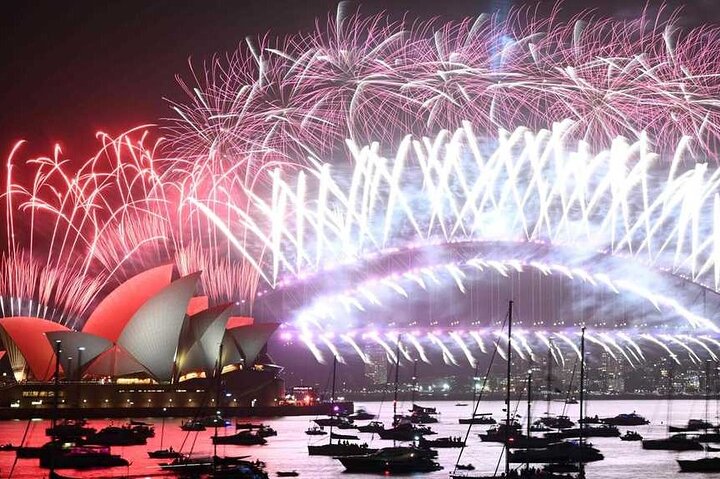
(602, 412, 650, 426)
(307, 442, 376, 456)
(620, 430, 643, 441)
(348, 408, 375, 421)
(544, 424, 620, 440)
(45, 419, 96, 439)
(642, 433, 704, 451)
(678, 457, 720, 472)
(670, 419, 714, 432)
(336, 446, 442, 473)
(212, 431, 267, 446)
(418, 436, 464, 448)
(148, 447, 183, 459)
(180, 419, 206, 431)
(356, 421, 384, 433)
(459, 413, 496, 425)
(39, 445, 129, 469)
(508, 440, 604, 464)
(304, 425, 327, 436)
(86, 425, 147, 446)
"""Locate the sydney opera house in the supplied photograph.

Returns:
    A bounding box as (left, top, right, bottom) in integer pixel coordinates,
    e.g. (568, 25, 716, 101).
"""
(0, 265, 283, 416)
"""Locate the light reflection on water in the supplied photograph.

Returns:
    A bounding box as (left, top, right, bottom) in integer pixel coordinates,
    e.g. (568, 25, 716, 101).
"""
(1, 399, 720, 478)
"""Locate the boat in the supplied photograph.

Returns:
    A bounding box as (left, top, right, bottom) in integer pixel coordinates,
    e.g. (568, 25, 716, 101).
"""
(478, 419, 523, 442)
(449, 303, 583, 479)
(236, 423, 278, 436)
(506, 436, 555, 449)
(210, 459, 269, 479)
(276, 472, 299, 477)
(565, 397, 578, 405)
(356, 421, 384, 433)
(544, 424, 621, 440)
(670, 418, 715, 432)
(459, 413, 496, 425)
(508, 440, 604, 464)
(579, 415, 603, 424)
(160, 455, 253, 474)
(256, 425, 277, 437)
(642, 433, 704, 451)
(304, 425, 327, 436)
(180, 419, 206, 431)
(530, 422, 552, 432)
(334, 338, 443, 474)
(330, 432, 360, 441)
(148, 447, 183, 459)
(406, 403, 439, 424)
(707, 445, 720, 452)
(313, 416, 354, 428)
(307, 356, 376, 457)
(620, 430, 643, 441)
(86, 425, 147, 446)
(336, 446, 442, 473)
(601, 412, 650, 426)
(148, 414, 181, 459)
(348, 408, 375, 421)
(411, 404, 438, 414)
(678, 457, 720, 472)
(418, 436, 465, 448)
(236, 422, 262, 429)
(37, 340, 129, 471)
(160, 455, 216, 473)
(456, 403, 468, 407)
(377, 419, 436, 441)
(544, 463, 581, 473)
(510, 328, 605, 472)
(212, 431, 267, 445)
(200, 415, 231, 427)
(538, 415, 575, 430)
(307, 442, 377, 456)
(39, 445, 129, 469)
(45, 419, 96, 439)
(408, 411, 439, 424)
(124, 421, 154, 438)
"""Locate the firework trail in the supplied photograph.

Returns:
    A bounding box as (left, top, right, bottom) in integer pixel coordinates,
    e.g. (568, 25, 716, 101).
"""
(8, 4, 720, 370)
(169, 4, 720, 171)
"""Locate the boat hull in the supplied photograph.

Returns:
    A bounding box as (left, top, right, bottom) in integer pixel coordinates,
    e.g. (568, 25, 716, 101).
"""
(678, 458, 720, 472)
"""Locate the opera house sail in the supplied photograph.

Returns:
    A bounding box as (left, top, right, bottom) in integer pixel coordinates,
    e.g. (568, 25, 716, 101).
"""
(0, 266, 284, 418)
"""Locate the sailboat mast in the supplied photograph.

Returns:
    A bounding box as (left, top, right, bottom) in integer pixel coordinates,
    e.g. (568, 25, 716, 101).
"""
(393, 336, 401, 448)
(527, 370, 532, 438)
(505, 300, 513, 478)
(411, 359, 418, 406)
(706, 360, 711, 436)
(546, 338, 553, 415)
(213, 342, 223, 463)
(526, 369, 532, 472)
(393, 336, 401, 420)
(160, 411, 166, 450)
(329, 355, 337, 445)
(579, 327, 586, 475)
(50, 339, 62, 476)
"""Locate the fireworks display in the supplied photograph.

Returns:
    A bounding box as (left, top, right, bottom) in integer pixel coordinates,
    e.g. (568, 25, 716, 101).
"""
(6, 4, 720, 366)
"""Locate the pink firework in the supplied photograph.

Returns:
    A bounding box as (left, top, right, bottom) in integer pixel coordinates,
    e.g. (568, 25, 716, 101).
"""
(2, 127, 273, 323)
(168, 4, 720, 167)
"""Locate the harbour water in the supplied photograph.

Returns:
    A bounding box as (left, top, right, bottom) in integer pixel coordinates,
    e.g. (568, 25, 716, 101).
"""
(1, 399, 720, 478)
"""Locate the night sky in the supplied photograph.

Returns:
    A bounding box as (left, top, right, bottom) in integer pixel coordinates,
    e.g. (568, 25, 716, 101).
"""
(3, 0, 720, 385)
(3, 0, 720, 164)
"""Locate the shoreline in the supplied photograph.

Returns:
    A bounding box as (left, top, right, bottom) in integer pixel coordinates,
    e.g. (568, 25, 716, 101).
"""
(0, 401, 354, 420)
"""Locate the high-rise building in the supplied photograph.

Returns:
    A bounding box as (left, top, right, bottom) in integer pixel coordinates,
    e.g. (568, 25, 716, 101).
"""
(364, 343, 389, 386)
